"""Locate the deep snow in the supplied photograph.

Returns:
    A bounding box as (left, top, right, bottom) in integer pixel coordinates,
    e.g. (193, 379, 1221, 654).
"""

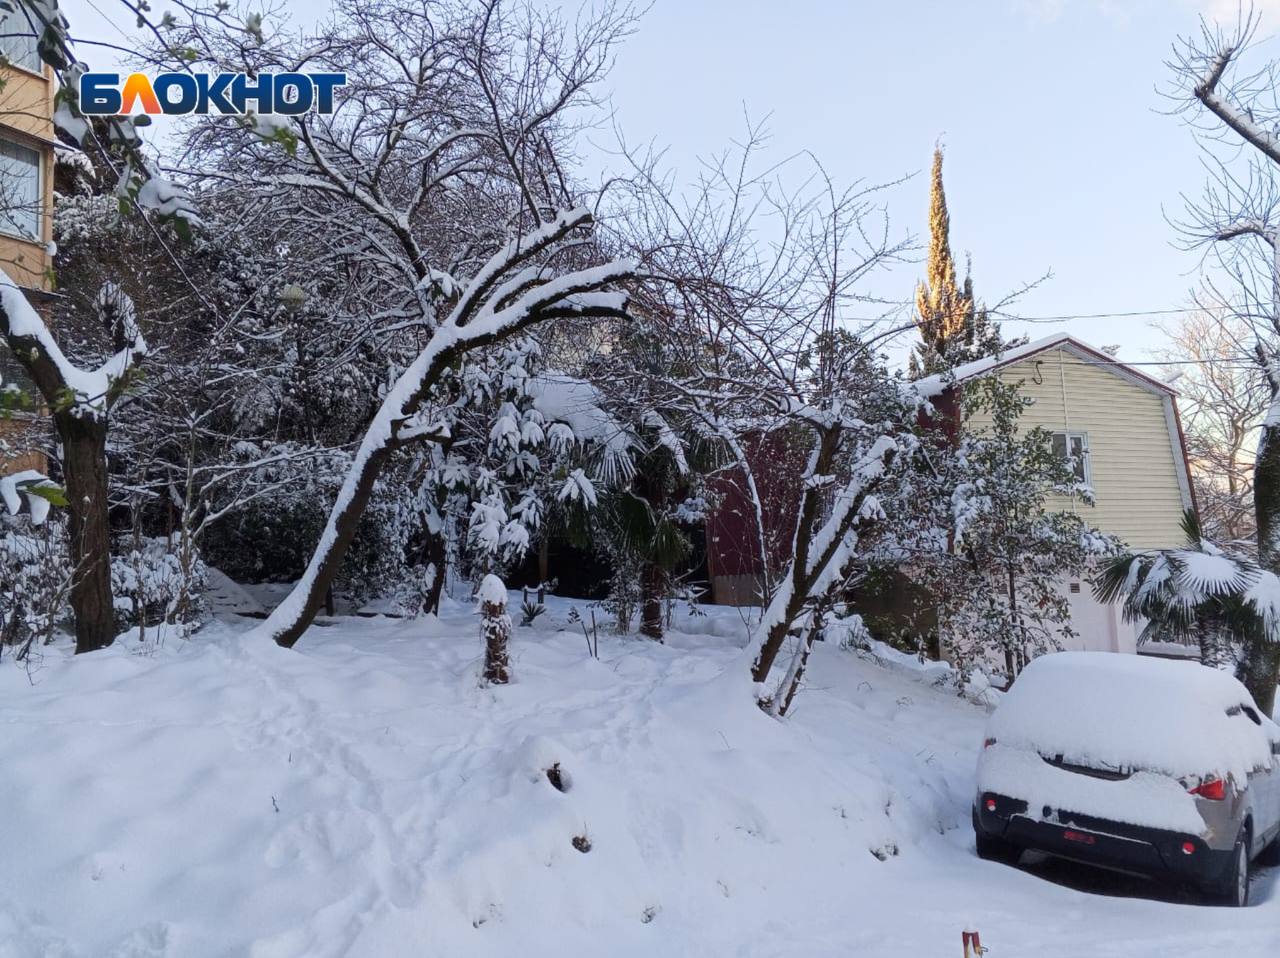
(0, 597, 1277, 957)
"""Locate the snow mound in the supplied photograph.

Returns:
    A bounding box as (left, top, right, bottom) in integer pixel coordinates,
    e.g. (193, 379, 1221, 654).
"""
(986, 651, 1280, 783)
(0, 604, 973, 956)
(476, 573, 509, 607)
(3, 612, 1278, 955)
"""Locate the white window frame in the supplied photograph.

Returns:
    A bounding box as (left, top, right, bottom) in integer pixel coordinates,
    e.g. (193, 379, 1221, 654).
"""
(0, 135, 42, 242)
(1052, 430, 1091, 486)
(0, 5, 41, 74)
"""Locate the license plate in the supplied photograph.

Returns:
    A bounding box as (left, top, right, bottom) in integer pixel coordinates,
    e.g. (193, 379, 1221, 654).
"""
(1063, 830, 1096, 845)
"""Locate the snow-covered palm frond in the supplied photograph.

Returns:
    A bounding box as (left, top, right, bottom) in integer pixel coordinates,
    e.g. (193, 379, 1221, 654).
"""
(1095, 510, 1280, 647)
(642, 409, 689, 476)
(1170, 549, 1254, 597)
(529, 372, 636, 485)
(556, 468, 598, 507)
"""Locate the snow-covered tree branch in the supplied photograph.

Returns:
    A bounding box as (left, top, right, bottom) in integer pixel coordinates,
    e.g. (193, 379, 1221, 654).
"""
(0, 268, 143, 652)
(1167, 9, 1280, 707)
(141, 0, 642, 647)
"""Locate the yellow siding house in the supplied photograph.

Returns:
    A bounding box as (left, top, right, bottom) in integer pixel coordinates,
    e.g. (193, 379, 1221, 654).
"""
(926, 333, 1196, 655)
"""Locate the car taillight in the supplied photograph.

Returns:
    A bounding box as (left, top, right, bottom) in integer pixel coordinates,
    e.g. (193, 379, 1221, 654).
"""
(983, 737, 996, 749)
(1189, 777, 1227, 801)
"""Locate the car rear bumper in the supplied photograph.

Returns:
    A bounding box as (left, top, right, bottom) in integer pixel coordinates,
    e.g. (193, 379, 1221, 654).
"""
(973, 792, 1232, 887)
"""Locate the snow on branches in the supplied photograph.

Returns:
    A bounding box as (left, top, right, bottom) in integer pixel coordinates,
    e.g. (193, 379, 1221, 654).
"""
(0, 268, 144, 419)
(253, 212, 634, 647)
(0, 470, 60, 525)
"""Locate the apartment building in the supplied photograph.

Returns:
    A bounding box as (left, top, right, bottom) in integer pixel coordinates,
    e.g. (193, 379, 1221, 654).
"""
(1, 4, 56, 475)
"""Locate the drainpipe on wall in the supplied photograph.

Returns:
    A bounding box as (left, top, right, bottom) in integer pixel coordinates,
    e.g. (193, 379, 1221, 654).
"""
(1058, 350, 1077, 516)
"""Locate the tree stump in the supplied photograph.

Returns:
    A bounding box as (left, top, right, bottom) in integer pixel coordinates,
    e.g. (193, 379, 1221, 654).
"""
(478, 574, 511, 685)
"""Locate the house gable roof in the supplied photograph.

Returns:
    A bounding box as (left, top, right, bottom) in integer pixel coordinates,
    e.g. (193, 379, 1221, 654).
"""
(913, 333, 1177, 400)
(912, 331, 1198, 523)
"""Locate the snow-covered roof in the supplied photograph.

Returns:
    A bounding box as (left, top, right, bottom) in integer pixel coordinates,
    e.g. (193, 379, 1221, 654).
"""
(913, 333, 1176, 400)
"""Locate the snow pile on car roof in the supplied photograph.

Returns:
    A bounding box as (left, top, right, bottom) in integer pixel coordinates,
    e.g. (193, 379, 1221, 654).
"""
(986, 651, 1279, 782)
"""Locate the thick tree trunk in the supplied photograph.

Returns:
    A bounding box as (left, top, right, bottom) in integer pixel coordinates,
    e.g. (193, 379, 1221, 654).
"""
(1248, 415, 1280, 716)
(1, 300, 123, 655)
(638, 562, 664, 642)
(56, 412, 114, 654)
(1238, 644, 1280, 717)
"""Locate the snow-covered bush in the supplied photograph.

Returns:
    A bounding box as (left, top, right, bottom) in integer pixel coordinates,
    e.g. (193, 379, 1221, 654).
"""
(111, 534, 208, 637)
(602, 558, 642, 634)
(892, 378, 1119, 682)
(0, 515, 73, 658)
(831, 612, 874, 652)
(201, 491, 416, 606)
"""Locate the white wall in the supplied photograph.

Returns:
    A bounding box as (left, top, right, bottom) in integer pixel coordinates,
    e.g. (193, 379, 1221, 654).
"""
(1056, 575, 1139, 655)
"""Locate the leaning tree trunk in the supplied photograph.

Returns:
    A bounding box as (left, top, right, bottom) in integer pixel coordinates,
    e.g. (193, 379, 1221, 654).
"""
(269, 443, 395, 648)
(750, 434, 897, 699)
(56, 411, 114, 654)
(1248, 406, 1280, 716)
(774, 601, 831, 717)
(750, 432, 839, 684)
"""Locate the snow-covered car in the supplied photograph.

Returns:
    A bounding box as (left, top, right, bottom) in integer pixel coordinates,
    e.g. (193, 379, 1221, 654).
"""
(972, 651, 1280, 906)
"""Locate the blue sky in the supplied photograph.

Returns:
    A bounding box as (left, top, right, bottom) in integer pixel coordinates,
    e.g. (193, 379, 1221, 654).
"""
(63, 0, 1277, 367)
(596, 0, 1271, 365)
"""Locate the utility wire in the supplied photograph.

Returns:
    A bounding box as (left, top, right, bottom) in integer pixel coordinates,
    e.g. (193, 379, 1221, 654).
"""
(990, 304, 1263, 323)
(848, 302, 1268, 326)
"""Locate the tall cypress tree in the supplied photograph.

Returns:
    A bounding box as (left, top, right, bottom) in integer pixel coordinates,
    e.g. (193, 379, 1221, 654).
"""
(909, 148, 1007, 378)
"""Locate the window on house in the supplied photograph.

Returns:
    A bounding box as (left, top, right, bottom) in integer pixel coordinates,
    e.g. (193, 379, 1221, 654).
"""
(0, 137, 41, 240)
(0, 5, 40, 73)
(1051, 431, 1090, 484)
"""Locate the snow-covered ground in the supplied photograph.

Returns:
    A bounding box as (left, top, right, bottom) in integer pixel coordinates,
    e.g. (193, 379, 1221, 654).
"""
(0, 596, 1276, 957)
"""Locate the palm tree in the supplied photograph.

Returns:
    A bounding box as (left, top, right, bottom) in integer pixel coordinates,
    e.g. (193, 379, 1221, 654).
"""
(1094, 511, 1280, 715)
(599, 443, 693, 641)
